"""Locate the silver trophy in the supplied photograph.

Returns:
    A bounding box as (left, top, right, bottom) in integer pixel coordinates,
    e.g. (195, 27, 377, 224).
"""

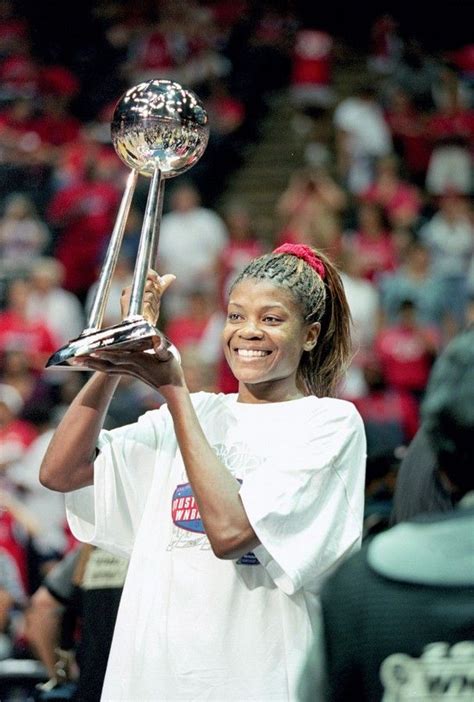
(46, 79, 209, 369)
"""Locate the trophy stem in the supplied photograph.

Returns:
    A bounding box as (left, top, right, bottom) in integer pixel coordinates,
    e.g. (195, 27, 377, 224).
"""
(85, 169, 139, 333)
(128, 165, 163, 317)
(150, 179, 165, 271)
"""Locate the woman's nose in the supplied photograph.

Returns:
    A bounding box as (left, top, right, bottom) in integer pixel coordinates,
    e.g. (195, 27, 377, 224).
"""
(239, 320, 264, 338)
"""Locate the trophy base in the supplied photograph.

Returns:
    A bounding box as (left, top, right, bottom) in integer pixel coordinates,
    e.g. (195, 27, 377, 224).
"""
(45, 317, 180, 370)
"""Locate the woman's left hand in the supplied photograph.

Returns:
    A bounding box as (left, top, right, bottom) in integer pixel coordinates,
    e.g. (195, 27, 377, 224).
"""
(73, 336, 186, 390)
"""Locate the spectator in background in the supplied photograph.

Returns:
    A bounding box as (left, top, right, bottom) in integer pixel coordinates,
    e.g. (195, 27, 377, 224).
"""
(0, 485, 40, 593)
(0, 348, 58, 430)
(0, 382, 37, 470)
(391, 37, 440, 112)
(203, 79, 246, 187)
(0, 350, 36, 405)
(425, 63, 474, 197)
(344, 201, 397, 284)
(165, 287, 224, 396)
(333, 84, 393, 194)
(432, 61, 472, 114)
(123, 2, 228, 89)
(0, 278, 58, 372)
(0, 97, 51, 203)
(0, 193, 50, 277)
(384, 87, 432, 187)
(0, 0, 29, 60)
(299, 325, 474, 702)
(165, 288, 218, 352)
(25, 547, 81, 684)
(379, 239, 454, 336)
(217, 199, 265, 305)
(290, 27, 335, 112)
(275, 167, 347, 247)
(7, 408, 68, 590)
(33, 66, 81, 149)
(352, 353, 419, 461)
(367, 13, 402, 75)
(362, 155, 422, 229)
(0, 35, 38, 101)
(157, 181, 228, 319)
(0, 546, 27, 660)
(446, 42, 474, 96)
(26, 258, 84, 348)
(337, 248, 380, 400)
(46, 157, 121, 302)
(419, 190, 474, 328)
(375, 299, 439, 404)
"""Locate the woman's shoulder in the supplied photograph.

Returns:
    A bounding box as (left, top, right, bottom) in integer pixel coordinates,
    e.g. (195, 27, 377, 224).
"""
(306, 396, 365, 429)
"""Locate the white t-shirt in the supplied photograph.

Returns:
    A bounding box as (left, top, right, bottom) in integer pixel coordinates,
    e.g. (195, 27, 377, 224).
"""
(66, 392, 366, 701)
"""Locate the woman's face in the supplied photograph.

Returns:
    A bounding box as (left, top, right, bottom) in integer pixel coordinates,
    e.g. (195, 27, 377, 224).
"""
(222, 278, 319, 403)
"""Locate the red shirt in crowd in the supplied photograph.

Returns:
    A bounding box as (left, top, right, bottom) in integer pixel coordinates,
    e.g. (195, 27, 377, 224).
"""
(292, 29, 333, 87)
(385, 106, 432, 177)
(0, 311, 58, 370)
(428, 108, 474, 146)
(33, 113, 81, 147)
(353, 388, 419, 443)
(47, 180, 120, 296)
(363, 181, 422, 225)
(375, 324, 439, 393)
(350, 230, 397, 282)
(166, 317, 210, 349)
(0, 510, 29, 590)
(0, 418, 38, 464)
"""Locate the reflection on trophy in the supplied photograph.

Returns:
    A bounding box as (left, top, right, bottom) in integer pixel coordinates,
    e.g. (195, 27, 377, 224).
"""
(46, 79, 209, 369)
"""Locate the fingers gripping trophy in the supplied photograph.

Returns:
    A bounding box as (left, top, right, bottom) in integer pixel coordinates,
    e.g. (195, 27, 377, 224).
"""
(46, 79, 209, 369)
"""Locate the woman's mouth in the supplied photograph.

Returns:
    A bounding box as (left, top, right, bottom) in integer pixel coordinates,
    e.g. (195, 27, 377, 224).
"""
(235, 348, 271, 358)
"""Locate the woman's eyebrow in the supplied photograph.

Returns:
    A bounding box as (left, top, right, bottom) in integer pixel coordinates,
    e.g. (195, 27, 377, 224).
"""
(228, 302, 288, 311)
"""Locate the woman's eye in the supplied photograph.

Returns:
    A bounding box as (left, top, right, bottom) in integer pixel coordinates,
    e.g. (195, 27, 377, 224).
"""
(263, 316, 281, 323)
(227, 313, 242, 321)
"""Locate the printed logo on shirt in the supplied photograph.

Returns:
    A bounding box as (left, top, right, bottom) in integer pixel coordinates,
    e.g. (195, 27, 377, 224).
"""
(170, 480, 260, 565)
(237, 552, 260, 566)
(171, 483, 204, 533)
(167, 441, 264, 552)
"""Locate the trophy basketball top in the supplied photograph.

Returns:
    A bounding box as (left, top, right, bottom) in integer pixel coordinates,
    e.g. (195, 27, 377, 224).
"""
(111, 79, 210, 178)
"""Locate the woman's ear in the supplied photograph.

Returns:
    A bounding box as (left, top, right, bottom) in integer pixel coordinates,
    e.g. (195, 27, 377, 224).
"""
(303, 322, 320, 351)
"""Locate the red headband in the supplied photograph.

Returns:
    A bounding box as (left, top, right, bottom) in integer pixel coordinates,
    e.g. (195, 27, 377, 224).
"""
(273, 243, 326, 279)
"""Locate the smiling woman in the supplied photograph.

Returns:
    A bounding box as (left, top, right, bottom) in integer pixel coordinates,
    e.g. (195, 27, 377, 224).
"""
(224, 278, 317, 402)
(39, 243, 366, 702)
(228, 243, 352, 399)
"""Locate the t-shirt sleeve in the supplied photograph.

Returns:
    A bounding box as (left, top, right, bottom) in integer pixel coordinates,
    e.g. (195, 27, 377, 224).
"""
(65, 408, 169, 559)
(239, 403, 366, 595)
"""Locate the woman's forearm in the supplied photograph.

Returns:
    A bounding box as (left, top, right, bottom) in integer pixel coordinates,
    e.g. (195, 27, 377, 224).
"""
(162, 386, 259, 559)
(40, 372, 121, 493)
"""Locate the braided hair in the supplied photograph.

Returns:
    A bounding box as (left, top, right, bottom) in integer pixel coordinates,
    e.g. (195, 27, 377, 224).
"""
(231, 247, 352, 397)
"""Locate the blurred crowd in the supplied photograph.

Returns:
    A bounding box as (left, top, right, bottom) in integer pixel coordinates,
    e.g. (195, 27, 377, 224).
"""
(0, 0, 473, 698)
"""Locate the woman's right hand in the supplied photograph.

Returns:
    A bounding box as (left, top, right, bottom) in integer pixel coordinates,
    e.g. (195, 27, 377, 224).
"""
(72, 269, 185, 390)
(120, 270, 176, 324)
